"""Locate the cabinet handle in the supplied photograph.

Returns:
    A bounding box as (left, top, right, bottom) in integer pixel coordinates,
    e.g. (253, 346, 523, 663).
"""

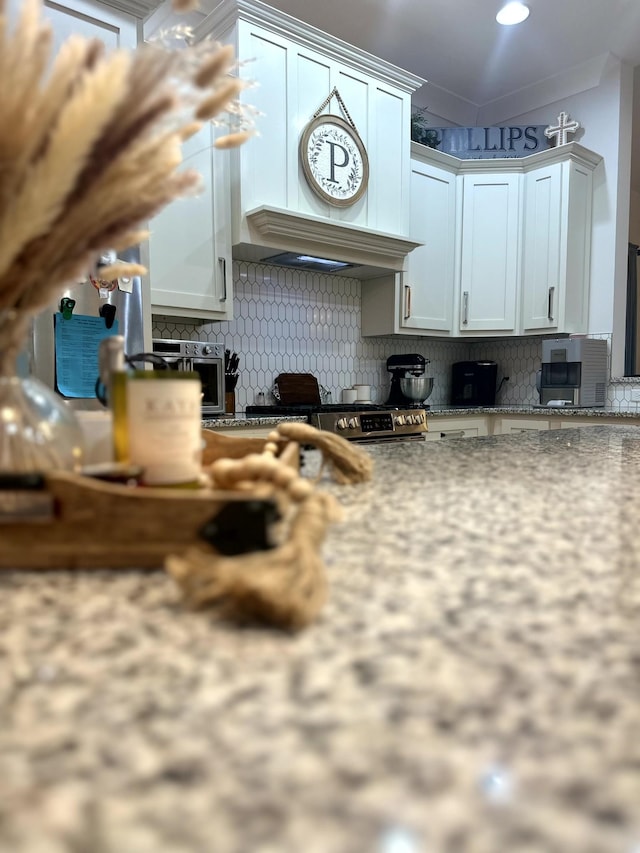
(440, 430, 465, 439)
(462, 291, 469, 325)
(218, 256, 227, 302)
(547, 285, 555, 321)
(403, 284, 412, 320)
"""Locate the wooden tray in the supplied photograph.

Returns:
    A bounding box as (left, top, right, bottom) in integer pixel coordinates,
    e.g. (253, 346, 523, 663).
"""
(0, 442, 299, 570)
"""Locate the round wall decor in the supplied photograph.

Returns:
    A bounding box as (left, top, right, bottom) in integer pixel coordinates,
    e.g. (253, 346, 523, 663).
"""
(299, 114, 369, 207)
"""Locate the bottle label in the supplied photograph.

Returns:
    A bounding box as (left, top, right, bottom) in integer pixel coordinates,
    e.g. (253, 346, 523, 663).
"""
(126, 378, 201, 485)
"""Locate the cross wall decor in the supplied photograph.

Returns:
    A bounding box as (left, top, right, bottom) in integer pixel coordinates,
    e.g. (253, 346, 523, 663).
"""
(544, 111, 581, 146)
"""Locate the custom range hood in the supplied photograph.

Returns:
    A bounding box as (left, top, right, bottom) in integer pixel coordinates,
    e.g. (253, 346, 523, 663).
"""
(200, 0, 426, 280)
(231, 206, 423, 279)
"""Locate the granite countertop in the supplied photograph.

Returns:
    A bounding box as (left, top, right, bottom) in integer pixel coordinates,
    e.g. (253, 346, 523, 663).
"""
(2, 426, 640, 851)
(202, 406, 640, 430)
(202, 414, 307, 429)
(426, 404, 640, 418)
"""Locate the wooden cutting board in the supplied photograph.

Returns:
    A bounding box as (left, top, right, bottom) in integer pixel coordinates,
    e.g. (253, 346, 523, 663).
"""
(275, 373, 322, 405)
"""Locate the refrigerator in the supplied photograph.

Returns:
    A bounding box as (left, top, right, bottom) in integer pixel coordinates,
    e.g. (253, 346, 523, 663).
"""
(27, 246, 151, 410)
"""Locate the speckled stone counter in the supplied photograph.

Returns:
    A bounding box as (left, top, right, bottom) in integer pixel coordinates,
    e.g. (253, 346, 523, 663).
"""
(2, 427, 640, 852)
(202, 405, 640, 430)
(427, 403, 640, 419)
(201, 414, 306, 430)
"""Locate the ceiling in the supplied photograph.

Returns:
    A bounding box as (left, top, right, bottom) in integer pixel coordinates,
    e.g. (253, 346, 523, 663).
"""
(195, 0, 640, 190)
(205, 0, 640, 106)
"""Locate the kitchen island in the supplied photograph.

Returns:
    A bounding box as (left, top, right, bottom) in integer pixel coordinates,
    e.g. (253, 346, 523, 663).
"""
(1, 426, 640, 852)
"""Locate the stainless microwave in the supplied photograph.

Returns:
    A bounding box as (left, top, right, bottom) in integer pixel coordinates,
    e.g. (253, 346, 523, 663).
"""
(151, 338, 225, 415)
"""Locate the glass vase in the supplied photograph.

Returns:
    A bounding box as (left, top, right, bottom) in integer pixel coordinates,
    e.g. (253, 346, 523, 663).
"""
(0, 373, 84, 474)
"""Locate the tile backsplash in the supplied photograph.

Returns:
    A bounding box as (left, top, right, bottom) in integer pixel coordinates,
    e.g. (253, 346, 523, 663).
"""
(153, 261, 635, 412)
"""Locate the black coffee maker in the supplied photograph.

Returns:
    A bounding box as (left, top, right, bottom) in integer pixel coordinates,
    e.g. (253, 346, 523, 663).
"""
(386, 353, 427, 405)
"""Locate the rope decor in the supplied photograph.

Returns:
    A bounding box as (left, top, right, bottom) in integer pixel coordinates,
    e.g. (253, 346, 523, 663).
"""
(165, 423, 373, 630)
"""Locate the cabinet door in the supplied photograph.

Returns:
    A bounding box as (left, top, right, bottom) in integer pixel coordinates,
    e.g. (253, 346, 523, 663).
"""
(401, 159, 456, 332)
(521, 160, 593, 334)
(42, 0, 137, 50)
(459, 173, 520, 333)
(425, 416, 490, 440)
(148, 124, 232, 321)
(494, 417, 550, 434)
(521, 164, 562, 332)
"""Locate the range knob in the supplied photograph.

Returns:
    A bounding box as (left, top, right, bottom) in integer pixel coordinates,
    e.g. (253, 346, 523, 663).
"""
(348, 417, 359, 429)
(395, 414, 406, 426)
(336, 417, 349, 430)
(202, 345, 212, 355)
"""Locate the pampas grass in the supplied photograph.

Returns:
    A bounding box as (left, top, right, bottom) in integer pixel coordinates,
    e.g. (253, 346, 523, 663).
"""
(0, 0, 251, 372)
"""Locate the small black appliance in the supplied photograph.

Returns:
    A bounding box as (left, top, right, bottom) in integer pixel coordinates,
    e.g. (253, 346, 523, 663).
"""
(451, 360, 498, 406)
(386, 353, 429, 406)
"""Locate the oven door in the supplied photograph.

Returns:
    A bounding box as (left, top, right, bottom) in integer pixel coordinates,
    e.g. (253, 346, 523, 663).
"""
(191, 357, 225, 415)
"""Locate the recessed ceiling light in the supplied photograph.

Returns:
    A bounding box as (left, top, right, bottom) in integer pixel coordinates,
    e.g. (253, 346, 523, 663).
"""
(496, 1, 530, 25)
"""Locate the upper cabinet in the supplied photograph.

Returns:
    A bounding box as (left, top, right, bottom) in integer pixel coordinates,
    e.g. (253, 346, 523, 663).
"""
(146, 124, 233, 322)
(458, 170, 521, 333)
(520, 154, 597, 334)
(362, 142, 602, 339)
(40, 0, 235, 324)
(41, 0, 139, 49)
(196, 0, 424, 272)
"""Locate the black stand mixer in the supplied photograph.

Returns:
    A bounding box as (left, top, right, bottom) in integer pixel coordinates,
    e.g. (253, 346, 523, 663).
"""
(386, 353, 433, 406)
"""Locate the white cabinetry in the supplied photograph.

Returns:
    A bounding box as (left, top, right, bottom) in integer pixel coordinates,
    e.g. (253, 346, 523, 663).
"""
(458, 172, 520, 334)
(424, 415, 490, 441)
(360, 156, 456, 336)
(493, 416, 550, 434)
(362, 143, 601, 339)
(42, 0, 234, 324)
(521, 149, 599, 334)
(405, 159, 457, 332)
(147, 124, 233, 322)
(41, 0, 138, 50)
(200, 0, 423, 270)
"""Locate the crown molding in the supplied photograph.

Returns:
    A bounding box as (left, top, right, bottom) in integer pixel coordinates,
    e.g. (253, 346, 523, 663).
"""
(98, 0, 161, 17)
(197, 0, 425, 95)
(411, 140, 603, 174)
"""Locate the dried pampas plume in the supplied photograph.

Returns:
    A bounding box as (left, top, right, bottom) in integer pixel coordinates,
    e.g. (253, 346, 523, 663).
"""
(0, 0, 252, 373)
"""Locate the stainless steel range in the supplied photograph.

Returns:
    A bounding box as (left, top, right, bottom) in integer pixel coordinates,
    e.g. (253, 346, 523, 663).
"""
(245, 403, 428, 443)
